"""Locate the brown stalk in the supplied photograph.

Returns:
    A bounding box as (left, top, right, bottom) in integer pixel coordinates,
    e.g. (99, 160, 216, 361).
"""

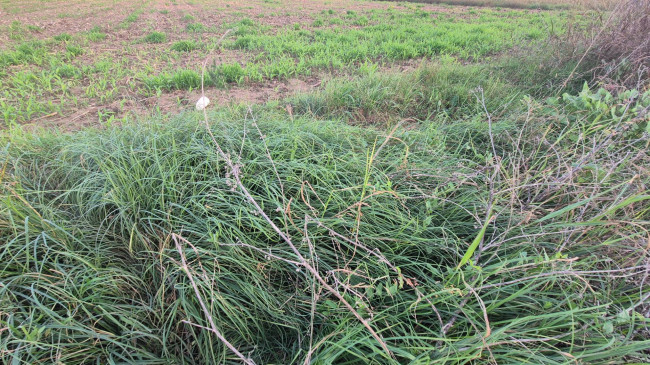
(172, 234, 256, 365)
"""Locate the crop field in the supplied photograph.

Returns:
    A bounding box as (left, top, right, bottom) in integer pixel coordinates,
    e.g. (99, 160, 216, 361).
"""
(1, 0, 649, 364)
(1, 0, 582, 128)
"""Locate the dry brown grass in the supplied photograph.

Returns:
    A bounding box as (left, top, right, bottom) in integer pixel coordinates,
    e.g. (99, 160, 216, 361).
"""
(590, 0, 650, 88)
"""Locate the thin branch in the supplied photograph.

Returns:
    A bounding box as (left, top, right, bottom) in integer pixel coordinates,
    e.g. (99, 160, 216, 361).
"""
(477, 265, 649, 291)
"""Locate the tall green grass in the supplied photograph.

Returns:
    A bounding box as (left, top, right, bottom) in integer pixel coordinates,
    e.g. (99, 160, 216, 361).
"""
(289, 58, 522, 124)
(1, 81, 648, 363)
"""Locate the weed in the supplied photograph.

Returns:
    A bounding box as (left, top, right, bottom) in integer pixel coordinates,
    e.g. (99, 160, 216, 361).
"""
(120, 10, 141, 28)
(145, 69, 201, 90)
(65, 45, 84, 58)
(87, 26, 107, 42)
(26, 25, 42, 32)
(8, 20, 26, 41)
(238, 18, 256, 27)
(353, 16, 369, 26)
(185, 22, 206, 32)
(170, 40, 197, 52)
(143, 31, 167, 43)
(53, 63, 80, 78)
(0, 41, 47, 67)
(53, 33, 72, 42)
(207, 62, 246, 87)
(125, 13, 139, 23)
(583, 0, 650, 88)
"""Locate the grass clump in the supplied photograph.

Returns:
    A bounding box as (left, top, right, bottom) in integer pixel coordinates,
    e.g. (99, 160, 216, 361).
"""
(143, 31, 167, 43)
(353, 15, 370, 26)
(65, 45, 84, 58)
(52, 63, 80, 78)
(290, 58, 521, 124)
(170, 40, 197, 52)
(238, 17, 256, 26)
(120, 10, 141, 28)
(86, 26, 106, 42)
(1, 84, 649, 362)
(144, 69, 202, 90)
(146, 63, 247, 90)
(26, 24, 42, 32)
(207, 62, 246, 86)
(185, 22, 206, 33)
(0, 41, 47, 67)
(53, 32, 72, 42)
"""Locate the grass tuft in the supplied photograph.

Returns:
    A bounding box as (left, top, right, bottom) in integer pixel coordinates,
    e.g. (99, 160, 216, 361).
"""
(87, 26, 107, 42)
(170, 40, 198, 52)
(143, 31, 167, 44)
(53, 32, 72, 42)
(185, 22, 206, 33)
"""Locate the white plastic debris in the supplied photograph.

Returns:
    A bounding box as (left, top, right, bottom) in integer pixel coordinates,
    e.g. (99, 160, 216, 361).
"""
(195, 96, 210, 110)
